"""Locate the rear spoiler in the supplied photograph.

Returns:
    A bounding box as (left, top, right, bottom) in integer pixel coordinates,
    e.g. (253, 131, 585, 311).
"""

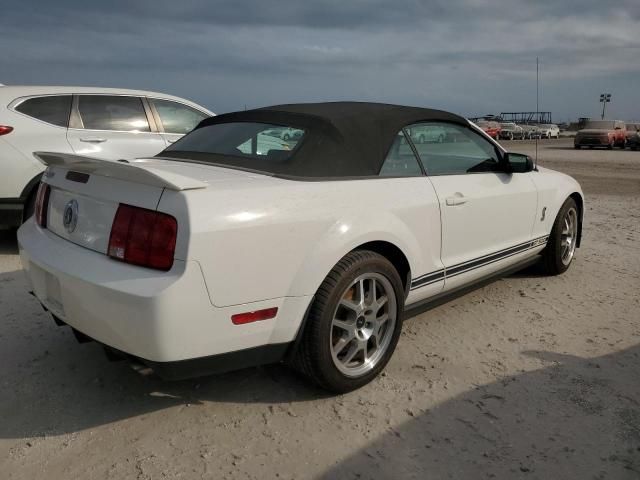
(34, 152, 208, 191)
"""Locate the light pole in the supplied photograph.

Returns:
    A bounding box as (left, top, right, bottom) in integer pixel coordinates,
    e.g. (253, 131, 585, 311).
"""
(599, 93, 611, 120)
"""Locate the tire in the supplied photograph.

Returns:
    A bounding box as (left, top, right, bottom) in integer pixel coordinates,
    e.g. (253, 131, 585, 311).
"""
(292, 250, 404, 393)
(542, 197, 579, 275)
(22, 190, 38, 223)
(574, 145, 581, 149)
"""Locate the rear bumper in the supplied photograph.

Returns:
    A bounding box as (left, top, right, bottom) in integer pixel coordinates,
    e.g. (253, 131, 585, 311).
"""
(575, 137, 608, 146)
(17, 219, 311, 368)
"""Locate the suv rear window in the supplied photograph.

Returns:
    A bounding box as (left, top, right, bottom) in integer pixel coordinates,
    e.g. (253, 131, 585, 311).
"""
(15, 95, 72, 127)
(151, 99, 208, 134)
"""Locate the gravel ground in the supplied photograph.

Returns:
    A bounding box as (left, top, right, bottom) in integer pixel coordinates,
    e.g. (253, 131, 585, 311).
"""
(1, 138, 639, 479)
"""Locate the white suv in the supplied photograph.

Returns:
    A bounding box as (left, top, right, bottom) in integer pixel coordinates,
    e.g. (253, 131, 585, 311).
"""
(0, 86, 213, 228)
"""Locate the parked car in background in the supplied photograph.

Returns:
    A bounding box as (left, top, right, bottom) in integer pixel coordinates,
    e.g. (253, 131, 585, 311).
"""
(474, 120, 501, 139)
(521, 125, 541, 140)
(574, 120, 626, 149)
(537, 124, 560, 139)
(498, 123, 525, 140)
(19, 102, 584, 392)
(263, 126, 304, 142)
(0, 86, 213, 228)
(408, 124, 447, 143)
(625, 123, 640, 150)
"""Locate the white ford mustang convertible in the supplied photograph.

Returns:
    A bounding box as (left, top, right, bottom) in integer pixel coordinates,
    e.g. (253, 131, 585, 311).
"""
(18, 102, 583, 392)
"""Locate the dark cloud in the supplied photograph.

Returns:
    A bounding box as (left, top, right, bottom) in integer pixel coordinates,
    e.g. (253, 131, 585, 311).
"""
(1, 1, 639, 120)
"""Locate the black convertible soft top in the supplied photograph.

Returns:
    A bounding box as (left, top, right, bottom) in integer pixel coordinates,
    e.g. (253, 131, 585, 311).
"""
(165, 102, 469, 179)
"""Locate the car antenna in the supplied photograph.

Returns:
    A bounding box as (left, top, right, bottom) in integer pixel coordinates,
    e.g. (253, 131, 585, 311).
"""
(535, 56, 539, 170)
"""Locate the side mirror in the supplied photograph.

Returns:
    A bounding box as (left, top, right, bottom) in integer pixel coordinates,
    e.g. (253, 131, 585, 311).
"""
(504, 152, 534, 173)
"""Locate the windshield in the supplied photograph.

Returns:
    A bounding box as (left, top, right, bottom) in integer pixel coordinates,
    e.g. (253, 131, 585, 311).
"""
(584, 120, 615, 129)
(164, 122, 305, 162)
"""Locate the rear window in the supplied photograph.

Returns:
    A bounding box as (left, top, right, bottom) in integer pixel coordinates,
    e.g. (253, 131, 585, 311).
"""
(151, 98, 208, 134)
(15, 95, 72, 127)
(165, 122, 305, 162)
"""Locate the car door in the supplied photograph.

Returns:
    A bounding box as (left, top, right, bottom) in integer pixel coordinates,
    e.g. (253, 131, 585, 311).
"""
(67, 95, 166, 160)
(379, 131, 445, 304)
(409, 122, 539, 291)
(147, 98, 209, 147)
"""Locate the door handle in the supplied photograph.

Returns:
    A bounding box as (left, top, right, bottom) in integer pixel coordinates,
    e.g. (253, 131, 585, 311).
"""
(79, 137, 107, 143)
(445, 194, 468, 206)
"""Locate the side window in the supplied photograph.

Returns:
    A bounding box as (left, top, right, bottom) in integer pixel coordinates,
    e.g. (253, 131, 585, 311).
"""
(408, 122, 501, 175)
(77, 95, 150, 132)
(151, 99, 208, 134)
(379, 131, 423, 177)
(15, 95, 72, 127)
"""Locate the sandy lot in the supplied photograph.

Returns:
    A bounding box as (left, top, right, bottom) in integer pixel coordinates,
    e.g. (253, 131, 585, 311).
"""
(1, 138, 639, 479)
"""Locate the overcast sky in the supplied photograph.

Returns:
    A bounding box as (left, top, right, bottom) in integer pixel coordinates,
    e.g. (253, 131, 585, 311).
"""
(2, 1, 639, 121)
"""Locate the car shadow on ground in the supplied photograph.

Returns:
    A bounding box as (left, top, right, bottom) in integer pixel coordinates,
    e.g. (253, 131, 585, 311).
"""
(0, 229, 18, 255)
(322, 345, 640, 479)
(0, 257, 590, 441)
(0, 267, 330, 439)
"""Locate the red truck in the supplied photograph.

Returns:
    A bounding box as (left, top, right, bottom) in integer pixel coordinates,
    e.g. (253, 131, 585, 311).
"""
(574, 120, 626, 149)
(474, 120, 502, 139)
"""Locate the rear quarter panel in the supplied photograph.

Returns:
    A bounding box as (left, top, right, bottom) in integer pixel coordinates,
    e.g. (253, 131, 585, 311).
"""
(157, 176, 443, 308)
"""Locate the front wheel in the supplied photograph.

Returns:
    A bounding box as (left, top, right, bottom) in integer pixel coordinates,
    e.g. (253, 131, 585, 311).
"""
(292, 250, 404, 393)
(542, 197, 579, 275)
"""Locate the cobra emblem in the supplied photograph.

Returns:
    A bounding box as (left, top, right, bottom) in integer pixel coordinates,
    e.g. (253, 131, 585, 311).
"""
(63, 199, 79, 234)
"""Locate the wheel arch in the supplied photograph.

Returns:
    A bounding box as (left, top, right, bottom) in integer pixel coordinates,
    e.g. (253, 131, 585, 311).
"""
(20, 172, 43, 222)
(351, 240, 412, 296)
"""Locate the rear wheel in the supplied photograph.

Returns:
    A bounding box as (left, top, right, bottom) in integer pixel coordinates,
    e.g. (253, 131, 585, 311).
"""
(22, 190, 38, 223)
(542, 198, 579, 275)
(293, 250, 404, 393)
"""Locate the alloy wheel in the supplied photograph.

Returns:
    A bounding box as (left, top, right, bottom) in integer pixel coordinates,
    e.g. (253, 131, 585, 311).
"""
(330, 273, 397, 377)
(560, 207, 578, 266)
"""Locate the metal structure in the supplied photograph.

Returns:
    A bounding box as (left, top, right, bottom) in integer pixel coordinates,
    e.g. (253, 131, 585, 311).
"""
(499, 112, 553, 124)
(599, 93, 611, 120)
(469, 113, 553, 124)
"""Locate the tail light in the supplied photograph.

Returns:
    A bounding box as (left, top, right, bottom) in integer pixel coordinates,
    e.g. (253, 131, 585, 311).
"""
(34, 182, 51, 227)
(108, 204, 177, 271)
(0, 125, 13, 136)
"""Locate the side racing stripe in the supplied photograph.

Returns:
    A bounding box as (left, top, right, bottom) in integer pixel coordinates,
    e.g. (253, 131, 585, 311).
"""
(410, 235, 548, 291)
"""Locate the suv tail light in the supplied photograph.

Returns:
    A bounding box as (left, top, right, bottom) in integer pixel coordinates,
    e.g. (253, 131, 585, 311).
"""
(34, 182, 51, 227)
(0, 125, 13, 136)
(108, 204, 178, 271)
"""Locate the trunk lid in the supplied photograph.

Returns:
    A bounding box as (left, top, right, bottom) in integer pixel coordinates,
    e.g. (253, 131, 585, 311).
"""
(44, 168, 168, 255)
(35, 152, 271, 256)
